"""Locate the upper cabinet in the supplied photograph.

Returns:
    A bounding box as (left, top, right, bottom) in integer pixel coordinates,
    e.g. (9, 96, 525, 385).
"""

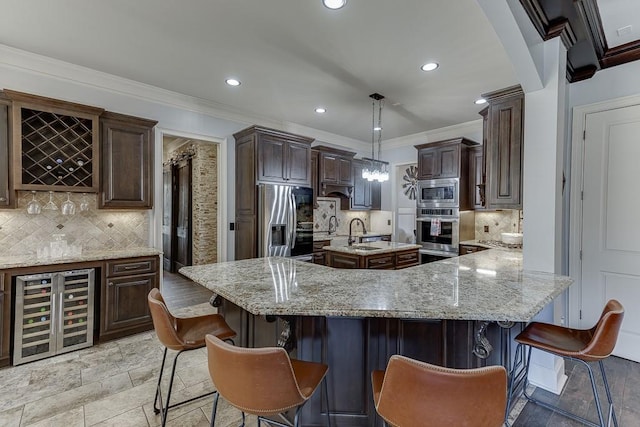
(416, 142, 462, 179)
(469, 145, 485, 210)
(0, 95, 11, 208)
(6, 90, 103, 193)
(314, 146, 355, 200)
(481, 86, 524, 210)
(235, 126, 312, 186)
(343, 159, 371, 210)
(99, 112, 157, 209)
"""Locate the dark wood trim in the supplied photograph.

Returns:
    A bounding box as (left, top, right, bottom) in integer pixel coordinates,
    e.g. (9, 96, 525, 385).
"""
(233, 125, 314, 145)
(3, 89, 105, 116)
(520, 0, 640, 82)
(481, 85, 524, 102)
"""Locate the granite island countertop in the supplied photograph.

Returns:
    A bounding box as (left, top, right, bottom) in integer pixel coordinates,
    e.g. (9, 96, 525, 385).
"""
(180, 249, 573, 322)
(323, 241, 421, 255)
(0, 247, 162, 270)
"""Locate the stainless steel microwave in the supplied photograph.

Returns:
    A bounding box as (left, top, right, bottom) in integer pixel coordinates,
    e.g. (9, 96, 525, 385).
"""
(417, 178, 459, 208)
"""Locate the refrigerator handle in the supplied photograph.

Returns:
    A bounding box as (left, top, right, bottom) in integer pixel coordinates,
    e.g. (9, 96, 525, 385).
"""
(59, 291, 64, 338)
(292, 191, 298, 249)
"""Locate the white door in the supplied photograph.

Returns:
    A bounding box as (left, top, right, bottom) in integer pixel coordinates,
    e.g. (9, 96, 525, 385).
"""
(581, 104, 640, 362)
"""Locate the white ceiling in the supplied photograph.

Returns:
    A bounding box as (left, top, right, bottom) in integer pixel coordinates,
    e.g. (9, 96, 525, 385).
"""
(0, 0, 520, 142)
(597, 0, 640, 48)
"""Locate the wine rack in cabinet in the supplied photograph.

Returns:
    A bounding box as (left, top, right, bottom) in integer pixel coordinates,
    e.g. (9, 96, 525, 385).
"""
(5, 90, 104, 193)
(13, 269, 95, 365)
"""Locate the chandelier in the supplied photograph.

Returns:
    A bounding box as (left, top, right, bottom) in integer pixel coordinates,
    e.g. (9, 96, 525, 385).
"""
(362, 93, 389, 182)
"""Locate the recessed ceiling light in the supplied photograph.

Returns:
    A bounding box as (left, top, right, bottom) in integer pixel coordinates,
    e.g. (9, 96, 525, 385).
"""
(474, 98, 487, 105)
(323, 0, 347, 10)
(420, 62, 439, 72)
(225, 78, 241, 87)
(315, 107, 326, 114)
(373, 126, 382, 131)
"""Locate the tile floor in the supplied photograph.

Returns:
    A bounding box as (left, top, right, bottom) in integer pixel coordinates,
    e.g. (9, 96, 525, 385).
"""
(0, 272, 638, 426)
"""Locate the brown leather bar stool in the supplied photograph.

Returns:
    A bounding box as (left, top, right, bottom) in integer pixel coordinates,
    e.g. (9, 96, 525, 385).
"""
(506, 299, 624, 427)
(205, 334, 331, 427)
(148, 288, 236, 427)
(371, 355, 507, 427)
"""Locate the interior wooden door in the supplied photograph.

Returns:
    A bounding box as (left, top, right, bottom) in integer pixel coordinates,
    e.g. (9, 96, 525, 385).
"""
(581, 104, 640, 362)
(174, 158, 192, 271)
(162, 164, 174, 271)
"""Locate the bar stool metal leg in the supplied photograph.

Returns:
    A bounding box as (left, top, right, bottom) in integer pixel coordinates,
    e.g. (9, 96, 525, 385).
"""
(508, 344, 618, 427)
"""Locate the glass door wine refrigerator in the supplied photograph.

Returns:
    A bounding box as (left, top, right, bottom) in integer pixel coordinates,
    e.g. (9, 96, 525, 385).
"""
(14, 269, 95, 365)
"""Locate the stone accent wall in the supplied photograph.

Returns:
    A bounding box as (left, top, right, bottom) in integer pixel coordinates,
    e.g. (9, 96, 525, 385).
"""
(0, 192, 149, 257)
(167, 142, 218, 265)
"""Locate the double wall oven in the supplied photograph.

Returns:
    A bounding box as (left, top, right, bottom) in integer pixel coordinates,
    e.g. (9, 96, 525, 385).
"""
(416, 178, 474, 263)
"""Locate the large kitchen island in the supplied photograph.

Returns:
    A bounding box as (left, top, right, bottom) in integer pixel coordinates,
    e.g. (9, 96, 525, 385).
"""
(180, 249, 573, 426)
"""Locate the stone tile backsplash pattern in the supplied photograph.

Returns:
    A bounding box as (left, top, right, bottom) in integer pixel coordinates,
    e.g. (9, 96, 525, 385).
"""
(474, 210, 523, 241)
(0, 191, 149, 257)
(314, 197, 370, 235)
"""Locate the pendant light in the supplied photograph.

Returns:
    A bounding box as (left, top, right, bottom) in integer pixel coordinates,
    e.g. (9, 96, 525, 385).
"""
(362, 93, 389, 182)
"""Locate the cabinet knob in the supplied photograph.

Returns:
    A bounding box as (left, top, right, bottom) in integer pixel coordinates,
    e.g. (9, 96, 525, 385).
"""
(108, 282, 114, 287)
(0, 197, 5, 202)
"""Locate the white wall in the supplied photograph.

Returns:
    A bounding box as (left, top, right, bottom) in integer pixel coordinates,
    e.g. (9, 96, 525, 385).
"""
(569, 60, 640, 107)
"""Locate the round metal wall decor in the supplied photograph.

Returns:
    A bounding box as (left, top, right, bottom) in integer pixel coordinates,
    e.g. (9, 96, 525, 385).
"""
(402, 165, 418, 200)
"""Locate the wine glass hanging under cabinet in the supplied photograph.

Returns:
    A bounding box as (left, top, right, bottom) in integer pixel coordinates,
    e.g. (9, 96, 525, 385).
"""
(6, 90, 103, 192)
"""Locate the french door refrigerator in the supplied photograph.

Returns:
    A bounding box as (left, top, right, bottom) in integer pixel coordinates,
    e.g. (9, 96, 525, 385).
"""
(258, 184, 314, 260)
(14, 269, 95, 365)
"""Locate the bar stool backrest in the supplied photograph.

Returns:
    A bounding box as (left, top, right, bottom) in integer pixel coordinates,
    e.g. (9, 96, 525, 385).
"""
(375, 355, 506, 427)
(205, 334, 306, 415)
(148, 288, 183, 351)
(582, 299, 625, 361)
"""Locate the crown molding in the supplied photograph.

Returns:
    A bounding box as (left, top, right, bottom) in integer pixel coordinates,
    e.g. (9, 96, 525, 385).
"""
(0, 43, 284, 130)
(283, 121, 370, 153)
(381, 119, 483, 151)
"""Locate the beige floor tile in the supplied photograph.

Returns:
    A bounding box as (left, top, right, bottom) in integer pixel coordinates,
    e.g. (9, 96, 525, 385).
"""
(142, 380, 215, 427)
(90, 407, 149, 427)
(201, 397, 256, 427)
(165, 408, 209, 427)
(0, 405, 23, 427)
(24, 406, 84, 427)
(83, 373, 183, 426)
(21, 372, 132, 426)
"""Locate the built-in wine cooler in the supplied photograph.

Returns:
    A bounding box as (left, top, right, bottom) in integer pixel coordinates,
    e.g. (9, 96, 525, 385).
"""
(14, 269, 95, 365)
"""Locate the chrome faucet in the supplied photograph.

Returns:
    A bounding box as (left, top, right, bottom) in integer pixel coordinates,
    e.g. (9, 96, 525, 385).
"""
(348, 218, 366, 246)
(328, 215, 338, 235)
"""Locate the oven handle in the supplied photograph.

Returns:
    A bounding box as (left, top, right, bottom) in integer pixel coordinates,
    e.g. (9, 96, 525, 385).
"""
(416, 217, 459, 222)
(419, 248, 458, 257)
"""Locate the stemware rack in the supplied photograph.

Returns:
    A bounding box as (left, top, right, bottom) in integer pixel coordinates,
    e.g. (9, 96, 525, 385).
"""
(5, 90, 103, 193)
(14, 269, 95, 365)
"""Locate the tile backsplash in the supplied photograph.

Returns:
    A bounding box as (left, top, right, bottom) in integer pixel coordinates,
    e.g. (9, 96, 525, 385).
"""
(474, 210, 523, 240)
(0, 191, 150, 257)
(314, 197, 370, 235)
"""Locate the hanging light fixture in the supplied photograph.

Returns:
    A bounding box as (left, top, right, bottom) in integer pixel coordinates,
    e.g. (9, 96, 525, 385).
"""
(362, 93, 389, 182)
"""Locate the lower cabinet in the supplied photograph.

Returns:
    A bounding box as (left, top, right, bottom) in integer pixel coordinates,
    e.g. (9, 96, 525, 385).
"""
(100, 256, 159, 342)
(326, 249, 419, 270)
(0, 271, 7, 367)
(313, 240, 330, 265)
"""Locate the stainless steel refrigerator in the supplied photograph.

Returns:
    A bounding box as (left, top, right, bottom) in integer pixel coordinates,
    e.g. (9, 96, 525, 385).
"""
(258, 184, 314, 261)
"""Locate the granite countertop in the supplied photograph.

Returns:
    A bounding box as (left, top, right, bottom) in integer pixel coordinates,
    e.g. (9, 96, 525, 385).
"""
(460, 239, 523, 251)
(0, 247, 162, 270)
(180, 249, 573, 322)
(323, 241, 421, 255)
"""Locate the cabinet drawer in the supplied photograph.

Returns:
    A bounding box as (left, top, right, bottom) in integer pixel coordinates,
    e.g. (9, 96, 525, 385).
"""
(365, 255, 394, 270)
(396, 251, 419, 268)
(106, 257, 158, 278)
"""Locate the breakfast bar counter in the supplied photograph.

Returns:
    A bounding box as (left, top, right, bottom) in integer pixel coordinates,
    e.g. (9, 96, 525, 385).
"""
(180, 250, 573, 426)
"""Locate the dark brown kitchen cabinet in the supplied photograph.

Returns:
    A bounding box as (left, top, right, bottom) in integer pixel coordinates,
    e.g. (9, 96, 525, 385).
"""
(5, 90, 104, 193)
(342, 159, 371, 210)
(480, 85, 524, 209)
(314, 146, 356, 200)
(416, 138, 478, 180)
(311, 149, 319, 208)
(99, 112, 156, 209)
(240, 126, 312, 186)
(100, 256, 159, 342)
(326, 248, 419, 270)
(0, 96, 11, 208)
(313, 240, 331, 265)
